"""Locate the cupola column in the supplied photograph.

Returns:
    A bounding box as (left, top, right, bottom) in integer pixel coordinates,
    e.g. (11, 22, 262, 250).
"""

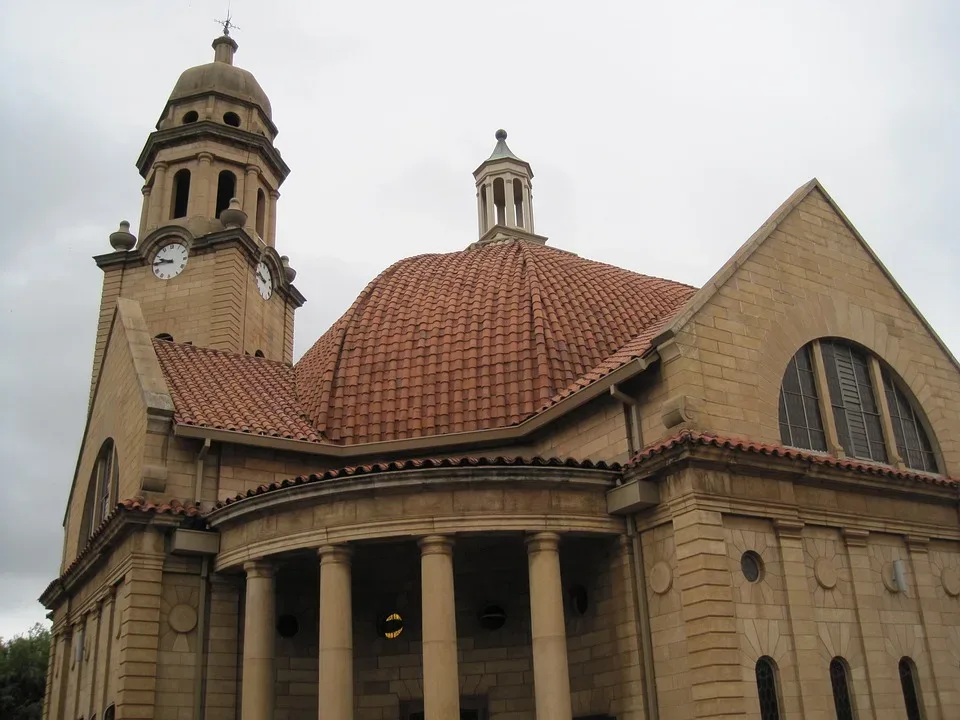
(189, 152, 214, 219)
(243, 165, 260, 232)
(139, 186, 150, 239)
(267, 190, 280, 247)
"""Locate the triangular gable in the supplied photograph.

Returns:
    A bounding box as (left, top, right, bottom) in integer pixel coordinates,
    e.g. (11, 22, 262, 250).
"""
(61, 298, 174, 527)
(654, 178, 959, 372)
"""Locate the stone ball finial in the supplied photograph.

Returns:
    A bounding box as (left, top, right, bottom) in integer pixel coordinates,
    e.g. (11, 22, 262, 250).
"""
(220, 197, 247, 229)
(281, 255, 297, 284)
(109, 220, 136, 251)
(495, 129, 508, 141)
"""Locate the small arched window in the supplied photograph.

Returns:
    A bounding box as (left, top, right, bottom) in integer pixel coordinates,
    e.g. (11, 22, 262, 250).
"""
(154, 333, 174, 342)
(492, 177, 506, 226)
(82, 440, 119, 539)
(755, 656, 782, 720)
(778, 339, 939, 472)
(256, 189, 266, 238)
(898, 657, 924, 720)
(215, 170, 236, 218)
(829, 657, 856, 720)
(171, 169, 190, 219)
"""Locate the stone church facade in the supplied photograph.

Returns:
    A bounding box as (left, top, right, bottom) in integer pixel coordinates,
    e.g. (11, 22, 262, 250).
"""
(41, 31, 960, 720)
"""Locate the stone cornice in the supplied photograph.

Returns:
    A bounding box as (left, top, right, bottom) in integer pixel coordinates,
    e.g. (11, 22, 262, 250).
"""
(136, 121, 289, 182)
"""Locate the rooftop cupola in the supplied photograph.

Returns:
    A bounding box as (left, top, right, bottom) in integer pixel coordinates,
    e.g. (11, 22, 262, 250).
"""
(473, 130, 536, 239)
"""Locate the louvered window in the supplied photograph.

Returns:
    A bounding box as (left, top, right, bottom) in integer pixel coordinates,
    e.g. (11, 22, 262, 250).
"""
(883, 371, 938, 473)
(755, 656, 781, 720)
(779, 345, 827, 451)
(820, 340, 887, 463)
(898, 657, 924, 720)
(829, 657, 856, 720)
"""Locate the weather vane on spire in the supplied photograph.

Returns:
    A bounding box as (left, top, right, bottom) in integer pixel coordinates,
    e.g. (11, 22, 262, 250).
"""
(215, 4, 240, 36)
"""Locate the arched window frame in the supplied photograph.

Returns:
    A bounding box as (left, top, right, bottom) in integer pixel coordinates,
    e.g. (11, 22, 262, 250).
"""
(898, 656, 925, 720)
(215, 170, 237, 218)
(755, 655, 782, 720)
(778, 338, 942, 474)
(81, 440, 119, 540)
(829, 656, 857, 720)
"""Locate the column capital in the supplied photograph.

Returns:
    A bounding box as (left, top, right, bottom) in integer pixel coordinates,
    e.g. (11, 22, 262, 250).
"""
(905, 535, 930, 552)
(318, 544, 353, 565)
(269, 189, 281, 200)
(418, 534, 454, 556)
(243, 559, 275, 579)
(842, 528, 870, 547)
(153, 160, 169, 171)
(197, 151, 214, 163)
(141, 185, 151, 197)
(526, 531, 562, 554)
(245, 164, 261, 176)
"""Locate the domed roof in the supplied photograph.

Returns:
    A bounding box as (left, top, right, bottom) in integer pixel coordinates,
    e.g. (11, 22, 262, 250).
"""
(295, 239, 696, 445)
(167, 35, 272, 119)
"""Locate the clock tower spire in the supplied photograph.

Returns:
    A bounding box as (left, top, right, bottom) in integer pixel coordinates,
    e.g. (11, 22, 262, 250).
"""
(88, 32, 304, 400)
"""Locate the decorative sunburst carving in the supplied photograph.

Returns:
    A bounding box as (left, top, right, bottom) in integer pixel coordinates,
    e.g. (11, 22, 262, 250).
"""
(642, 524, 681, 617)
(803, 531, 853, 609)
(727, 526, 784, 607)
(930, 546, 960, 601)
(159, 582, 199, 653)
(869, 541, 912, 609)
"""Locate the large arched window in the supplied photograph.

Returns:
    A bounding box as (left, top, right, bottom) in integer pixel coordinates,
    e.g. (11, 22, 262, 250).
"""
(755, 656, 782, 720)
(778, 339, 939, 473)
(829, 657, 856, 720)
(81, 440, 119, 539)
(898, 657, 924, 720)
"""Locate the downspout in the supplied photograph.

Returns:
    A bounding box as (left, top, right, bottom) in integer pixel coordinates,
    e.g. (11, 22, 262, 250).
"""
(612, 384, 659, 720)
(195, 439, 211, 507)
(193, 556, 210, 720)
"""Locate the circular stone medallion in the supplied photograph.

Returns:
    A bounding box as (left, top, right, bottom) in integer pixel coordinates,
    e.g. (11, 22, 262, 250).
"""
(649, 561, 673, 595)
(168, 604, 198, 634)
(942, 567, 960, 598)
(814, 557, 838, 589)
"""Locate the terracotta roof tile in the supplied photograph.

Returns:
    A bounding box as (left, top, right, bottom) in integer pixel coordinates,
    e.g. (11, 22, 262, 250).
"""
(296, 240, 695, 443)
(153, 340, 320, 441)
(631, 430, 959, 488)
(212, 455, 622, 509)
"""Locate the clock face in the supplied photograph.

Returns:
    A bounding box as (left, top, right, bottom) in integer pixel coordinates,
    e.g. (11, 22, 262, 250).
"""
(152, 242, 188, 280)
(256, 261, 273, 300)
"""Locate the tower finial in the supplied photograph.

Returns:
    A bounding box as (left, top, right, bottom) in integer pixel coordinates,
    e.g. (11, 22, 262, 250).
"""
(214, 6, 240, 37)
(495, 129, 507, 141)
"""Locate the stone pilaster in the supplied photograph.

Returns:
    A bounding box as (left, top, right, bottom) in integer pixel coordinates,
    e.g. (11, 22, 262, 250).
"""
(673, 508, 743, 718)
(115, 557, 163, 720)
(906, 536, 952, 718)
(526, 531, 573, 720)
(318, 545, 353, 720)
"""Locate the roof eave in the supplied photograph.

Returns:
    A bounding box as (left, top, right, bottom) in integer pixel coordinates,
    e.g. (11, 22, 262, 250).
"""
(173, 354, 656, 458)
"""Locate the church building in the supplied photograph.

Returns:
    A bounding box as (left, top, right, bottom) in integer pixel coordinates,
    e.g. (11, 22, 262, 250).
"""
(41, 30, 960, 720)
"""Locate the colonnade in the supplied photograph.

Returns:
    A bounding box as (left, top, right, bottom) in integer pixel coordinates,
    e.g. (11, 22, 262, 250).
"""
(239, 532, 573, 720)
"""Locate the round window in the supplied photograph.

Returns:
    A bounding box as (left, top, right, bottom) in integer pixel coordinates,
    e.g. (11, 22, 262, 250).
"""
(223, 111, 241, 127)
(182, 110, 199, 124)
(276, 614, 299, 638)
(377, 612, 403, 639)
(741, 551, 764, 583)
(478, 604, 506, 631)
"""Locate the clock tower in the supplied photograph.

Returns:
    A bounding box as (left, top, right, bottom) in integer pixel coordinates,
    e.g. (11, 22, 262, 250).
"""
(90, 31, 304, 396)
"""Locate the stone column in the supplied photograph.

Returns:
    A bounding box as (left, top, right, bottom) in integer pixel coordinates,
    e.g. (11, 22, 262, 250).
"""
(318, 545, 353, 720)
(139, 186, 151, 239)
(145, 162, 168, 232)
(241, 560, 276, 720)
(267, 191, 280, 247)
(526, 531, 572, 720)
(522, 183, 532, 231)
(419, 535, 460, 719)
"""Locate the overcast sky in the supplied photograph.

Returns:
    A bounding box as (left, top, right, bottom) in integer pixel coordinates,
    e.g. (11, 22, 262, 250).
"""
(1, 0, 957, 638)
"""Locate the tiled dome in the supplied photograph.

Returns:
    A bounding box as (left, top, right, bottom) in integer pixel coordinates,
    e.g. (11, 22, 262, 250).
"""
(295, 238, 695, 444)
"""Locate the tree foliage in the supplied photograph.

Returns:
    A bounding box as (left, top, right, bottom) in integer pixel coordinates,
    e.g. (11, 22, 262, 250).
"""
(0, 624, 50, 720)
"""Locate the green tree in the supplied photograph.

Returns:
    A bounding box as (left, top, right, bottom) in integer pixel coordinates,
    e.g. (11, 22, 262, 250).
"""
(0, 624, 50, 720)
